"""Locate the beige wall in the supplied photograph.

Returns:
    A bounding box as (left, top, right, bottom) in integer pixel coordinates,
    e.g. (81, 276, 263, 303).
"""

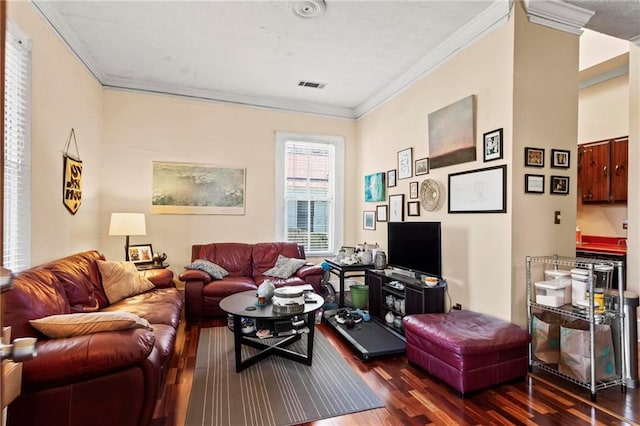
(511, 3, 579, 324)
(628, 43, 639, 298)
(99, 91, 357, 274)
(355, 15, 516, 319)
(8, 2, 104, 266)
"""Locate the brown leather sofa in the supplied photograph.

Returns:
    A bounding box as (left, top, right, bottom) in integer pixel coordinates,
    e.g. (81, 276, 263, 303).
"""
(179, 242, 324, 321)
(1, 250, 184, 426)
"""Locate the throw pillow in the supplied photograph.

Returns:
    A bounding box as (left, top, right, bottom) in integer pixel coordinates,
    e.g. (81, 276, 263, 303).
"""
(184, 259, 229, 280)
(97, 260, 155, 304)
(263, 255, 307, 279)
(29, 311, 152, 339)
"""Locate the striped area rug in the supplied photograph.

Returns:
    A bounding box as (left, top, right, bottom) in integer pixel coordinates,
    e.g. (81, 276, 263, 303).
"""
(186, 327, 384, 426)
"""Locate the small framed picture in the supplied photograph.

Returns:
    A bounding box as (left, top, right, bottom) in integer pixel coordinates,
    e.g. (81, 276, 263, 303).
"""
(525, 174, 545, 194)
(128, 244, 154, 265)
(387, 169, 397, 187)
(389, 194, 405, 222)
(397, 148, 413, 180)
(551, 149, 570, 168)
(483, 128, 503, 162)
(363, 211, 376, 230)
(407, 201, 420, 216)
(376, 205, 388, 222)
(415, 158, 429, 176)
(550, 175, 570, 195)
(409, 181, 419, 199)
(525, 147, 545, 167)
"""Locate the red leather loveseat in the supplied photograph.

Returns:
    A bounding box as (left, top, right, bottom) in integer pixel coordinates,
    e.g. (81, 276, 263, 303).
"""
(1, 250, 183, 426)
(179, 242, 323, 321)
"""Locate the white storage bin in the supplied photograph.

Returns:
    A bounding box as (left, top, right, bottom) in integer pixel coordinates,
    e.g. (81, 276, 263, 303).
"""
(571, 268, 590, 306)
(535, 279, 571, 306)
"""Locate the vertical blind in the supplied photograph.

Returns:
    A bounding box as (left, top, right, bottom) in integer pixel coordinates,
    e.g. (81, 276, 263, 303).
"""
(284, 140, 335, 254)
(4, 24, 31, 271)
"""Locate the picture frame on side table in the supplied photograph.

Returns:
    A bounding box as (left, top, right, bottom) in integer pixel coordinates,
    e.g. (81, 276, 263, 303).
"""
(551, 149, 570, 168)
(550, 175, 570, 195)
(128, 244, 154, 265)
(409, 181, 419, 199)
(525, 147, 545, 167)
(389, 194, 405, 222)
(397, 148, 413, 180)
(407, 201, 420, 216)
(376, 205, 388, 222)
(363, 211, 376, 230)
(483, 128, 503, 162)
(415, 158, 429, 176)
(448, 165, 507, 213)
(387, 169, 397, 187)
(525, 174, 545, 194)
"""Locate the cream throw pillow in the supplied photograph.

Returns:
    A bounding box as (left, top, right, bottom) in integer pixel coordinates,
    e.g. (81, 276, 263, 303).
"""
(97, 260, 155, 304)
(29, 311, 151, 338)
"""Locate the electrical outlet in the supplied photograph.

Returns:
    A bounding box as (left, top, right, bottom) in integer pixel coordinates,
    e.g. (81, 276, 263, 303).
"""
(452, 303, 462, 311)
(623, 219, 628, 230)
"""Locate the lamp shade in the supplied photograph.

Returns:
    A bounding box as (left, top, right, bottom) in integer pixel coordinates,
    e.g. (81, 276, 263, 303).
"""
(108, 213, 146, 236)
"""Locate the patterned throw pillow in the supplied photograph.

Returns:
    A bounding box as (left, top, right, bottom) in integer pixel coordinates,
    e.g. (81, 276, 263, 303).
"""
(263, 255, 307, 279)
(184, 259, 229, 280)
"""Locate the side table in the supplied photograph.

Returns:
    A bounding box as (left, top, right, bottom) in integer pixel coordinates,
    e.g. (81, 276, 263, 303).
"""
(324, 259, 374, 307)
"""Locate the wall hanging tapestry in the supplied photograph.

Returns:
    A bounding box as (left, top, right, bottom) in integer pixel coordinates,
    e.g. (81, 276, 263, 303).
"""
(151, 161, 246, 215)
(62, 128, 82, 215)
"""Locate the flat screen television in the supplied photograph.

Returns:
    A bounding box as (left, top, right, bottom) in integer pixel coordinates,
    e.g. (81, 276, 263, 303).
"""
(387, 222, 442, 277)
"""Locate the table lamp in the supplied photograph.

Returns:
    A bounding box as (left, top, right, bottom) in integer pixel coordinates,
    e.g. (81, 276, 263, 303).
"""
(108, 213, 146, 261)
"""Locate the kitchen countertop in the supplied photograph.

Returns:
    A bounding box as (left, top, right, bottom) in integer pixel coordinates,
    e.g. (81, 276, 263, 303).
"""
(576, 235, 627, 255)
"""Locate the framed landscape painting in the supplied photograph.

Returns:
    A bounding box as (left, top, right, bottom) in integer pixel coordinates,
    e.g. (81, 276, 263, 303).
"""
(428, 95, 476, 169)
(152, 161, 246, 215)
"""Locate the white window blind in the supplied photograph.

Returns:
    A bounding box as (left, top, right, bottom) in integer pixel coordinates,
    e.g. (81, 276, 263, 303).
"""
(285, 140, 334, 253)
(4, 23, 31, 271)
(275, 133, 344, 256)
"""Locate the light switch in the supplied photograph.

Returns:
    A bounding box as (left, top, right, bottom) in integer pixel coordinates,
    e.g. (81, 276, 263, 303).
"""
(554, 211, 561, 224)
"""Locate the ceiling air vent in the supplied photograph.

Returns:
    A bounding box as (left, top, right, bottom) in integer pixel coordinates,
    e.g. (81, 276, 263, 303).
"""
(290, 0, 326, 19)
(297, 80, 326, 89)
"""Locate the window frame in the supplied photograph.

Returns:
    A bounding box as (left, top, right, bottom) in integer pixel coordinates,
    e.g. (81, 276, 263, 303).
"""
(275, 132, 344, 257)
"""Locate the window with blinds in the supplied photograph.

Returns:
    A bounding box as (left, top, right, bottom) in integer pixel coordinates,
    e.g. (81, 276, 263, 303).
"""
(284, 140, 334, 254)
(3, 23, 31, 271)
(275, 133, 343, 257)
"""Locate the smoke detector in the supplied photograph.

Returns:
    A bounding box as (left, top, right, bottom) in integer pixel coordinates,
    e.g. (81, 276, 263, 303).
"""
(290, 0, 326, 19)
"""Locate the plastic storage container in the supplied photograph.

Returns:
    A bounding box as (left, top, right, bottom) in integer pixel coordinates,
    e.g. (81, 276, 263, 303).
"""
(535, 280, 571, 306)
(571, 268, 590, 305)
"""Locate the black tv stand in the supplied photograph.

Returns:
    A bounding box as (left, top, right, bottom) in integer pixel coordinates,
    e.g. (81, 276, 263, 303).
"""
(365, 269, 445, 335)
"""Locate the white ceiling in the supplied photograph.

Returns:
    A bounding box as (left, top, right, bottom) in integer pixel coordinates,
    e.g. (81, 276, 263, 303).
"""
(32, 0, 640, 120)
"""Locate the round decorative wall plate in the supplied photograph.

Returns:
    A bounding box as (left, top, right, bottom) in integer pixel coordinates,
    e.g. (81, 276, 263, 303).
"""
(419, 179, 443, 211)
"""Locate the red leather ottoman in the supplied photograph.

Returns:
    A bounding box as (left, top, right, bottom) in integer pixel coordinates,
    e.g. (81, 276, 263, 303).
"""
(403, 311, 530, 395)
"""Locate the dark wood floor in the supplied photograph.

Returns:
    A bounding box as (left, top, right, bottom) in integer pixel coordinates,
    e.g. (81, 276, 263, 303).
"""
(153, 317, 640, 426)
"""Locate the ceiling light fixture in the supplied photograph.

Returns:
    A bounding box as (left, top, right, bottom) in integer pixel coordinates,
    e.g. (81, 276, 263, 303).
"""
(290, 0, 326, 19)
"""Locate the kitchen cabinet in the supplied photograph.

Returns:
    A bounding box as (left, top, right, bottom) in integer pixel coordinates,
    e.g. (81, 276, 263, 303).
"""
(579, 137, 628, 203)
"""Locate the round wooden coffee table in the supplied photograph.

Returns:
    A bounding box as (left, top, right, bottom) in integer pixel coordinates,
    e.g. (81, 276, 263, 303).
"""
(220, 290, 324, 372)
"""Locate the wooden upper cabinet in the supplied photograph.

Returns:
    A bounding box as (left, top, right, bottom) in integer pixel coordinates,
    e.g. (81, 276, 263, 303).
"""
(610, 138, 628, 202)
(578, 137, 628, 204)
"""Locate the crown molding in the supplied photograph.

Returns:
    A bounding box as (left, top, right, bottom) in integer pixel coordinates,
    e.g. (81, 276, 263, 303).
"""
(523, 0, 594, 36)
